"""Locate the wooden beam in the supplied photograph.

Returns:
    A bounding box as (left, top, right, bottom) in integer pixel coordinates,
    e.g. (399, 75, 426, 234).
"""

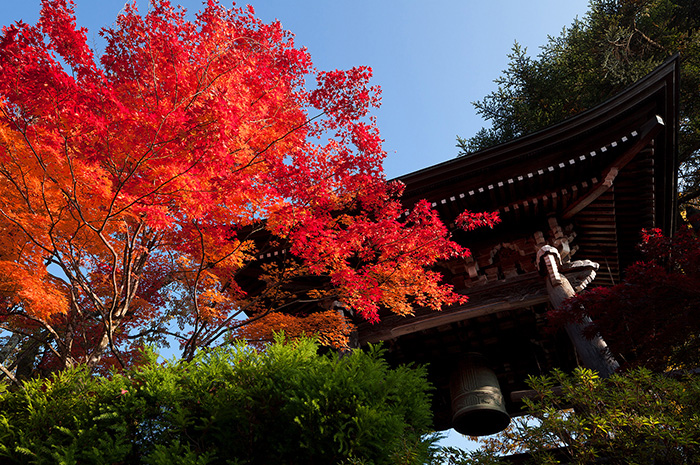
(357, 272, 551, 344)
(387, 295, 550, 340)
(562, 115, 664, 220)
(510, 386, 564, 403)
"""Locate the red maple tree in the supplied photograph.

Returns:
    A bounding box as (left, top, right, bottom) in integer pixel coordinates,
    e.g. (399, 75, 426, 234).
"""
(0, 0, 486, 378)
(550, 226, 700, 370)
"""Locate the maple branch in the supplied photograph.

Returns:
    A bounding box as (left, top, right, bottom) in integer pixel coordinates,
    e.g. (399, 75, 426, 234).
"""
(242, 110, 328, 172)
(195, 276, 289, 349)
(0, 361, 23, 389)
(181, 220, 208, 361)
(0, 114, 62, 235)
(175, 223, 269, 348)
(102, 222, 152, 369)
(2, 109, 50, 176)
(205, 296, 335, 350)
(126, 326, 186, 342)
(147, 35, 162, 106)
(0, 121, 101, 327)
(0, 164, 33, 213)
(197, 253, 337, 349)
(45, 208, 128, 369)
(108, 152, 206, 221)
(0, 207, 57, 262)
(0, 317, 64, 363)
(182, 34, 280, 114)
(42, 167, 159, 367)
(58, 132, 85, 223)
(0, 187, 137, 364)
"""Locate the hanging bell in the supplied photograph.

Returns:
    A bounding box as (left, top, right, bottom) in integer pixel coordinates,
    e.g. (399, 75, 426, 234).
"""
(449, 353, 510, 436)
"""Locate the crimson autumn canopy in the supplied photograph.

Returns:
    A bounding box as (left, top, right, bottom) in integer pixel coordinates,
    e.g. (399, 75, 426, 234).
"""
(0, 0, 488, 375)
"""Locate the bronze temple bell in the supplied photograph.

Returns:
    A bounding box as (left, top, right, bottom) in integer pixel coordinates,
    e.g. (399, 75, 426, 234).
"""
(449, 353, 510, 436)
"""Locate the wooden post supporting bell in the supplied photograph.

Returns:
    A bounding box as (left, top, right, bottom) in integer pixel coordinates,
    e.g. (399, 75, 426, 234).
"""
(449, 353, 510, 436)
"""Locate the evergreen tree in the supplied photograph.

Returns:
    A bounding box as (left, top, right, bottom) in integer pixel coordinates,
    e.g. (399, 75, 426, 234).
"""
(458, 0, 700, 202)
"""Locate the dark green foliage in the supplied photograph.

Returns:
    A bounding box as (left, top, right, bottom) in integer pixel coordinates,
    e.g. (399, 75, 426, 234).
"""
(0, 338, 435, 465)
(436, 368, 700, 464)
(458, 0, 700, 201)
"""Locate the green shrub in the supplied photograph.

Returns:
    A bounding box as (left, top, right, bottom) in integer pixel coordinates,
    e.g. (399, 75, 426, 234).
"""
(0, 338, 434, 465)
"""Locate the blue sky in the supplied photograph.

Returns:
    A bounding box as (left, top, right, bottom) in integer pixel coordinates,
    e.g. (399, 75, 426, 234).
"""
(2, 0, 591, 450)
(3, 0, 591, 179)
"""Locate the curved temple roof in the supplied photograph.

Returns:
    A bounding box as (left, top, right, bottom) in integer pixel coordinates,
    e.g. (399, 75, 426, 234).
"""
(397, 55, 678, 240)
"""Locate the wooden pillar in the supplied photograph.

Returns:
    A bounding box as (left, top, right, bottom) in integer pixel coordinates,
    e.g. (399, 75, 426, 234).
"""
(537, 245, 619, 377)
